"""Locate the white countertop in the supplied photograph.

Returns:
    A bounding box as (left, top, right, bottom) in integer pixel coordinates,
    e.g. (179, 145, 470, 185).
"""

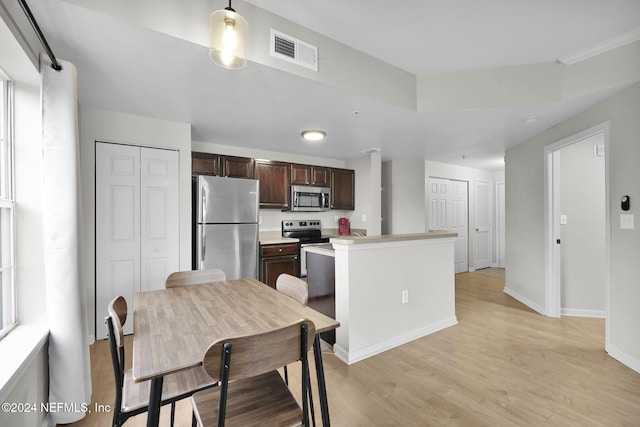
(304, 245, 335, 257)
(330, 230, 457, 245)
(258, 231, 299, 245)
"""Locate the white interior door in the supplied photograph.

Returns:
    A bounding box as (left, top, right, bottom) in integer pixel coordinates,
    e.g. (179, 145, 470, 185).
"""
(96, 143, 140, 338)
(450, 180, 468, 273)
(429, 178, 469, 273)
(475, 180, 493, 270)
(96, 142, 179, 339)
(140, 147, 179, 292)
(429, 178, 448, 229)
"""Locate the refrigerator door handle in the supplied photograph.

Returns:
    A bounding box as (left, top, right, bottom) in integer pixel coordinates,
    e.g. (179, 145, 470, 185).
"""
(201, 186, 207, 222)
(201, 186, 207, 263)
(201, 228, 206, 262)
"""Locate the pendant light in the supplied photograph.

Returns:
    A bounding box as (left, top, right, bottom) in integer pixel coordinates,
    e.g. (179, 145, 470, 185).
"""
(209, 0, 248, 69)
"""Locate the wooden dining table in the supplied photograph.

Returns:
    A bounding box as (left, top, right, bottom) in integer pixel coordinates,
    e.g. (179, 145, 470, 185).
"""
(133, 277, 340, 427)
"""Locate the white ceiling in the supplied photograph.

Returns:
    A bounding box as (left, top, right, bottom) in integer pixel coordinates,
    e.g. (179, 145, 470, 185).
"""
(28, 0, 640, 170)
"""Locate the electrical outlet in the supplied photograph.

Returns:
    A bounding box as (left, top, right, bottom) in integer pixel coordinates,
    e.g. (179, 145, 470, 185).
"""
(402, 290, 409, 304)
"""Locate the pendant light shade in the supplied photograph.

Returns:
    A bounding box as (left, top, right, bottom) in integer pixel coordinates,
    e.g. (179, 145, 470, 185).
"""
(209, 2, 248, 69)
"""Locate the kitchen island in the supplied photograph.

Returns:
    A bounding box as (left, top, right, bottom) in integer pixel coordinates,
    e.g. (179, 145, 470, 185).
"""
(313, 230, 458, 364)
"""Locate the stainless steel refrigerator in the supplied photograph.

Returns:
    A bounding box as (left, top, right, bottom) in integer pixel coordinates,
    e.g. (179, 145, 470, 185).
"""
(194, 175, 259, 280)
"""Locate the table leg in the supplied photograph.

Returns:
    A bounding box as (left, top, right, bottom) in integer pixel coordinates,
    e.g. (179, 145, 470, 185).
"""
(147, 377, 163, 427)
(313, 335, 330, 426)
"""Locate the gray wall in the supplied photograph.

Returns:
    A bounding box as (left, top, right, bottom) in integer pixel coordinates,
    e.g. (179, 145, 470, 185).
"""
(505, 82, 640, 369)
(382, 159, 426, 234)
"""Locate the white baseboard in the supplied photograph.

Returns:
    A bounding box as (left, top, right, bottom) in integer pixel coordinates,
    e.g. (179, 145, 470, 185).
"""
(333, 316, 458, 365)
(503, 287, 546, 316)
(561, 308, 606, 318)
(607, 344, 640, 374)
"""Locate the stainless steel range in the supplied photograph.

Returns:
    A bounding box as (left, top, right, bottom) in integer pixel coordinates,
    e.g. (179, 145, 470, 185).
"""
(281, 220, 330, 276)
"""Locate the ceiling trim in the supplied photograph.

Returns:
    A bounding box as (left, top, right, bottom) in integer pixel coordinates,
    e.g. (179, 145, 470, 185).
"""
(557, 27, 640, 65)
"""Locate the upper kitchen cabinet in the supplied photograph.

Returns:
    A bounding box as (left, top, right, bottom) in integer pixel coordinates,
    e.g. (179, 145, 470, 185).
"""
(331, 168, 355, 210)
(192, 152, 220, 176)
(291, 164, 330, 187)
(311, 166, 330, 187)
(220, 155, 254, 179)
(192, 152, 254, 179)
(254, 160, 291, 209)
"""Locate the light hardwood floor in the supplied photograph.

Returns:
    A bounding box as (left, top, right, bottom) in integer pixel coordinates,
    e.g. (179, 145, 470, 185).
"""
(64, 270, 640, 426)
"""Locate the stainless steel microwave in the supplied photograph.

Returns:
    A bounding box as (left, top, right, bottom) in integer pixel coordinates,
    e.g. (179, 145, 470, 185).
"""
(290, 185, 331, 211)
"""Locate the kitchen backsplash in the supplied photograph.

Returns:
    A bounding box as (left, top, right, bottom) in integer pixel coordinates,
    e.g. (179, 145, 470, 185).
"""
(258, 209, 352, 232)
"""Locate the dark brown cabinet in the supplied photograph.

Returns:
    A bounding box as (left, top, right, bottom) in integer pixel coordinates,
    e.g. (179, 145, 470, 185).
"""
(192, 153, 254, 178)
(311, 166, 330, 187)
(331, 168, 355, 210)
(259, 243, 300, 288)
(192, 152, 220, 176)
(220, 155, 254, 179)
(254, 160, 291, 209)
(291, 164, 330, 187)
(194, 153, 353, 210)
(291, 163, 311, 185)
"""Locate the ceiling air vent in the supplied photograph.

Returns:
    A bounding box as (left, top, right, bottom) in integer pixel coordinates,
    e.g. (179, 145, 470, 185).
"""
(270, 29, 318, 71)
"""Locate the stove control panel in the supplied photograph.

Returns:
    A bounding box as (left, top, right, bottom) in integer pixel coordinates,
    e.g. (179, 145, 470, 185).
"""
(282, 220, 322, 232)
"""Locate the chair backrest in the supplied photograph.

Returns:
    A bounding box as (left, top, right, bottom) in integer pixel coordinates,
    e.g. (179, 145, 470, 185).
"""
(165, 268, 227, 288)
(105, 296, 128, 413)
(275, 274, 309, 306)
(202, 319, 316, 383)
(107, 295, 128, 350)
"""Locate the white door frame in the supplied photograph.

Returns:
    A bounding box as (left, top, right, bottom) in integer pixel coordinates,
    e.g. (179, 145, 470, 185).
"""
(543, 122, 611, 347)
(496, 182, 506, 268)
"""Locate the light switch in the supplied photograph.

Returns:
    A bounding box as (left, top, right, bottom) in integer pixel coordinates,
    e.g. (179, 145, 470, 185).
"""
(620, 214, 634, 229)
(560, 215, 568, 225)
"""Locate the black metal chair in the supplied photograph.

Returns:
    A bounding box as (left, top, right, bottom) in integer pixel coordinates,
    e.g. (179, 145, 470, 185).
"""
(276, 273, 317, 426)
(191, 319, 315, 427)
(105, 296, 216, 427)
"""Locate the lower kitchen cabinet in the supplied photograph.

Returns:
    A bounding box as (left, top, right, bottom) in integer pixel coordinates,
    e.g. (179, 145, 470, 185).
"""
(259, 242, 300, 288)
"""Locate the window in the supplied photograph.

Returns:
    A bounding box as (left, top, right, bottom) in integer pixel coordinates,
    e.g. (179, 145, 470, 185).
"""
(0, 72, 15, 339)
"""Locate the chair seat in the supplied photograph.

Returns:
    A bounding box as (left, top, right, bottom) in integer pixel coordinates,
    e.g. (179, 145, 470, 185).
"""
(122, 365, 216, 413)
(191, 371, 302, 427)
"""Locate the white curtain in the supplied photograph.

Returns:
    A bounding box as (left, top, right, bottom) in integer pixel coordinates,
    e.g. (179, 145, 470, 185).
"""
(41, 56, 91, 424)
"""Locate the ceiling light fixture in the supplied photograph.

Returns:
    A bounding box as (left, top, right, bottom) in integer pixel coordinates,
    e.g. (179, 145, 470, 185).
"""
(209, 0, 248, 69)
(301, 130, 326, 141)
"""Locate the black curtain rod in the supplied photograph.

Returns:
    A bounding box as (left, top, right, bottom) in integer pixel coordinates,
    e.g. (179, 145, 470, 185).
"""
(18, 0, 62, 71)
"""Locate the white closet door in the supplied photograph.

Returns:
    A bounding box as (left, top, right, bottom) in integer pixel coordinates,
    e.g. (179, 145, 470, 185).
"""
(140, 147, 179, 292)
(429, 178, 469, 273)
(96, 143, 141, 338)
(429, 178, 448, 229)
(475, 180, 493, 270)
(450, 180, 468, 273)
(96, 143, 179, 339)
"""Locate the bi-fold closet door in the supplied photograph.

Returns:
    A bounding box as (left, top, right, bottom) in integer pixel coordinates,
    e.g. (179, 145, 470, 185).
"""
(428, 177, 469, 274)
(95, 142, 179, 339)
